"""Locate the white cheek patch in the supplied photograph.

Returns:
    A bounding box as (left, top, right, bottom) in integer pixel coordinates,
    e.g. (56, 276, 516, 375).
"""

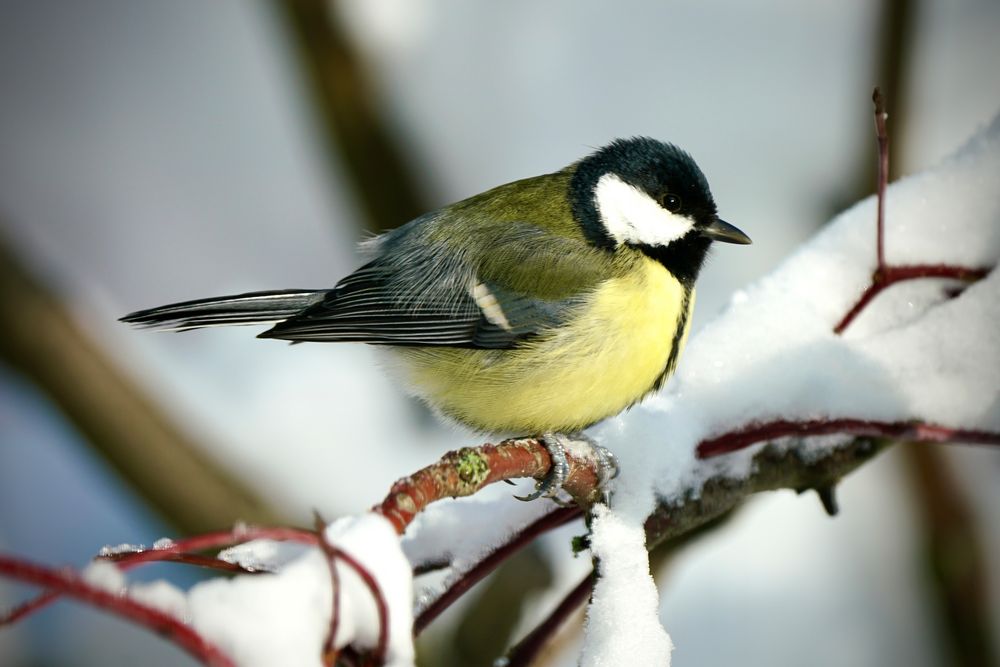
(594, 173, 694, 247)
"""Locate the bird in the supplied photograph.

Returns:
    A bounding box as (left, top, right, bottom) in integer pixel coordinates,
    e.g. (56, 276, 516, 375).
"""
(122, 137, 751, 500)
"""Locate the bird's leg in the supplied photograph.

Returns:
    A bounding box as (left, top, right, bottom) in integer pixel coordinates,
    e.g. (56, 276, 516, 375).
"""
(514, 432, 618, 503)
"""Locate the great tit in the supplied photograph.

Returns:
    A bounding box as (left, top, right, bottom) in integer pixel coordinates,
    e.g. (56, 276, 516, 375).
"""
(123, 137, 750, 497)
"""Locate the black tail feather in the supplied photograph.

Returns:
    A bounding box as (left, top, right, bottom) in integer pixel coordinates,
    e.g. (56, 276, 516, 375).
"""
(120, 289, 324, 331)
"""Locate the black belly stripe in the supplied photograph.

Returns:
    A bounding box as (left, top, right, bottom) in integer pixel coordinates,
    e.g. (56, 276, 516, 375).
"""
(649, 286, 693, 393)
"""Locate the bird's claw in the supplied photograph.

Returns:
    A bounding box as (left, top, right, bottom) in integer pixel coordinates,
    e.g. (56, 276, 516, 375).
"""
(514, 433, 569, 502)
(593, 445, 619, 505)
(514, 433, 618, 504)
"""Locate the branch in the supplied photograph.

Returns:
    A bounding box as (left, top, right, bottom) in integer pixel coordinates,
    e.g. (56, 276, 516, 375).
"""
(0, 553, 235, 667)
(0, 234, 286, 534)
(4, 526, 319, 626)
(497, 437, 894, 661)
(697, 419, 1000, 459)
(833, 264, 989, 334)
(97, 526, 319, 566)
(502, 571, 594, 667)
(374, 439, 601, 534)
(833, 89, 990, 334)
(874, 87, 889, 269)
(271, 0, 429, 234)
(903, 445, 999, 665)
(382, 418, 998, 642)
(316, 515, 343, 667)
(3, 521, 399, 666)
(648, 436, 892, 549)
(314, 514, 390, 665)
(413, 506, 581, 635)
(0, 589, 60, 626)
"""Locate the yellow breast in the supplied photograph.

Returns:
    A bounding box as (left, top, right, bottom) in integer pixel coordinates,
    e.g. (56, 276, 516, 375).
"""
(393, 257, 694, 434)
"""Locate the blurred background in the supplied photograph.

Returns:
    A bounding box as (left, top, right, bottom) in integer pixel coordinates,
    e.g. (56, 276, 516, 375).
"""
(0, 1, 998, 665)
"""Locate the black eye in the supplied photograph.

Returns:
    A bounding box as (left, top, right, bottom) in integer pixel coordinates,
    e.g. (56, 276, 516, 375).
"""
(660, 193, 682, 213)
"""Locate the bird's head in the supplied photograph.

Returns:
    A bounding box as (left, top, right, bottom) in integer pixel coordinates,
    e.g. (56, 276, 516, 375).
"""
(570, 137, 750, 284)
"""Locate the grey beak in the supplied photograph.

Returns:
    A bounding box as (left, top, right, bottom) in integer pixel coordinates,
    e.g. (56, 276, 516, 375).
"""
(701, 218, 752, 245)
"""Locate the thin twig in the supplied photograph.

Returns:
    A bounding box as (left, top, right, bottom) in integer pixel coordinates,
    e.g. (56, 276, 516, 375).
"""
(502, 571, 594, 667)
(904, 445, 998, 665)
(315, 513, 343, 667)
(697, 418, 1000, 459)
(311, 513, 391, 665)
(5, 526, 319, 627)
(833, 264, 989, 334)
(98, 526, 319, 567)
(332, 548, 390, 663)
(0, 236, 285, 535)
(873, 87, 889, 271)
(414, 506, 582, 635)
(272, 0, 428, 235)
(140, 552, 269, 574)
(0, 554, 235, 667)
(832, 88, 990, 335)
(1, 589, 61, 626)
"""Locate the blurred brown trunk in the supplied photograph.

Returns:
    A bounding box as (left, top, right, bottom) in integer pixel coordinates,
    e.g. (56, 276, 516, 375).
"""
(904, 444, 997, 667)
(0, 236, 285, 534)
(826, 0, 916, 219)
(272, 0, 430, 234)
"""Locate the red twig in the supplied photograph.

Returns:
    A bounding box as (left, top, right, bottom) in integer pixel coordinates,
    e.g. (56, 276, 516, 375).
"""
(144, 552, 269, 573)
(414, 505, 582, 635)
(503, 570, 595, 667)
(697, 418, 1000, 459)
(1, 589, 60, 626)
(334, 548, 390, 663)
(4, 526, 319, 628)
(315, 514, 343, 667)
(98, 526, 319, 568)
(874, 87, 889, 270)
(0, 553, 235, 667)
(833, 264, 989, 334)
(832, 89, 991, 334)
(6, 522, 392, 665)
(312, 513, 389, 665)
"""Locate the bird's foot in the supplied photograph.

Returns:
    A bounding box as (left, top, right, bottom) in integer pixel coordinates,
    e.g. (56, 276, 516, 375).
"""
(515, 433, 618, 504)
(514, 433, 569, 502)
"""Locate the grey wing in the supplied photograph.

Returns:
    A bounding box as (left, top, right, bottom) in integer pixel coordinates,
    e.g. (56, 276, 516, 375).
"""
(258, 258, 579, 349)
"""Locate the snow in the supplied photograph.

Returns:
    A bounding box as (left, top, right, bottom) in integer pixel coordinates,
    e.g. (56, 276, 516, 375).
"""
(97, 543, 146, 557)
(81, 560, 126, 593)
(128, 580, 189, 619)
(578, 113, 1000, 663)
(218, 538, 309, 573)
(581, 505, 673, 666)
